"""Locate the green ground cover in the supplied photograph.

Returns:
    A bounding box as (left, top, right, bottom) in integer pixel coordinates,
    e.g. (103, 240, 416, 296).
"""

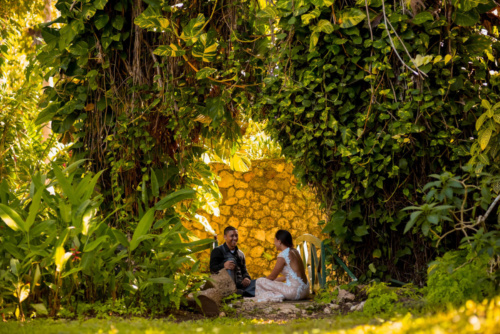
(1, 297, 499, 334)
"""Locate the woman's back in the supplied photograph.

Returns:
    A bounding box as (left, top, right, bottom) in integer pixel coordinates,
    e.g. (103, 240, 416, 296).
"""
(287, 248, 308, 285)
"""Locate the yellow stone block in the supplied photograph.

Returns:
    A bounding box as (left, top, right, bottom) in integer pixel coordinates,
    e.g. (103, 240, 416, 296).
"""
(238, 226, 248, 238)
(266, 227, 279, 244)
(262, 205, 271, 217)
(227, 187, 236, 198)
(227, 216, 240, 228)
(212, 215, 228, 225)
(283, 195, 293, 203)
(244, 208, 254, 219)
(273, 162, 286, 173)
(283, 211, 296, 220)
(225, 197, 238, 205)
(235, 180, 249, 189)
(250, 246, 264, 258)
(241, 218, 255, 227)
(252, 202, 263, 211)
(271, 210, 282, 219)
(233, 172, 243, 179)
(261, 217, 274, 226)
(260, 196, 270, 204)
(243, 172, 256, 182)
(255, 230, 266, 242)
(232, 205, 247, 217)
(268, 200, 279, 210)
(235, 189, 246, 198)
(267, 180, 279, 190)
(239, 198, 250, 207)
(254, 168, 264, 177)
(276, 191, 284, 200)
(218, 171, 235, 188)
(220, 205, 231, 216)
(253, 210, 266, 220)
(264, 189, 275, 198)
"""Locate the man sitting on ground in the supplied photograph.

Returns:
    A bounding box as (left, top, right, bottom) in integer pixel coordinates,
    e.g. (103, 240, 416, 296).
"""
(210, 226, 256, 297)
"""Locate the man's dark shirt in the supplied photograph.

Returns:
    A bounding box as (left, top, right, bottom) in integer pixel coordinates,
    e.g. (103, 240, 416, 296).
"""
(210, 243, 251, 289)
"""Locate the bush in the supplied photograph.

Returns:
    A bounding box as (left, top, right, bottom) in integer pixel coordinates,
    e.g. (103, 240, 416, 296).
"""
(363, 283, 399, 316)
(425, 250, 496, 306)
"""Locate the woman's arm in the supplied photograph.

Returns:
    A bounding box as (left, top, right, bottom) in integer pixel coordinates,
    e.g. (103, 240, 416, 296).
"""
(265, 257, 286, 280)
(275, 276, 286, 282)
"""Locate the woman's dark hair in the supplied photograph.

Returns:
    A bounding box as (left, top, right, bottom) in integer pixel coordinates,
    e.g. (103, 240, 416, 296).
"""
(275, 230, 294, 248)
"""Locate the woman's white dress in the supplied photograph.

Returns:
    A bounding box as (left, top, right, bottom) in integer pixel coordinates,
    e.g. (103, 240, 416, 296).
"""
(254, 248, 310, 302)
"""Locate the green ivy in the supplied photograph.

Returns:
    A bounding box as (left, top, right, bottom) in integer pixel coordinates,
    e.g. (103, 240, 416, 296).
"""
(253, 0, 500, 284)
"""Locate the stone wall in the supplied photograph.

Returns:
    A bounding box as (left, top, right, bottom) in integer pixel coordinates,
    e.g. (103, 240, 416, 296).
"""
(186, 159, 326, 278)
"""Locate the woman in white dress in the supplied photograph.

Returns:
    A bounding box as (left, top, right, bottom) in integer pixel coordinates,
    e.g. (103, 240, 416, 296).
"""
(254, 230, 310, 302)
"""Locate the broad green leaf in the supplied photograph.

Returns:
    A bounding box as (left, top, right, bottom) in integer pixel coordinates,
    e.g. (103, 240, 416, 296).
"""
(479, 128, 492, 150)
(481, 99, 492, 110)
(10, 258, 20, 276)
(315, 20, 334, 34)
(368, 263, 376, 273)
(180, 14, 205, 42)
(476, 113, 488, 131)
(354, 224, 369, 237)
(54, 246, 72, 272)
(373, 249, 382, 258)
(134, 6, 170, 30)
(147, 277, 174, 284)
(69, 41, 89, 56)
(404, 211, 422, 233)
(95, 14, 110, 30)
(195, 67, 217, 80)
(229, 153, 251, 172)
(25, 186, 45, 231)
(427, 214, 439, 224)
(338, 8, 366, 28)
(412, 54, 433, 67)
(31, 303, 48, 316)
(151, 169, 159, 197)
(444, 54, 452, 65)
(155, 188, 196, 211)
(94, 0, 108, 10)
(130, 208, 155, 251)
(309, 31, 320, 51)
(192, 33, 218, 62)
(421, 221, 430, 236)
(112, 16, 125, 30)
(52, 164, 79, 205)
(61, 267, 83, 278)
(0, 204, 26, 232)
(111, 228, 130, 247)
(35, 103, 59, 126)
(154, 44, 185, 57)
(83, 235, 108, 252)
(204, 96, 226, 127)
(256, 7, 278, 19)
(412, 11, 434, 25)
(454, 9, 480, 26)
(321, 210, 347, 234)
(301, 8, 321, 25)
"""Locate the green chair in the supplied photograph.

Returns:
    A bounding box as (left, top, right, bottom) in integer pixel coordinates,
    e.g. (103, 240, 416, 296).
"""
(296, 234, 357, 293)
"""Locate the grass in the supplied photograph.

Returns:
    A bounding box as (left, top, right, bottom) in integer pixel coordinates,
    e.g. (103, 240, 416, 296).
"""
(1, 298, 499, 334)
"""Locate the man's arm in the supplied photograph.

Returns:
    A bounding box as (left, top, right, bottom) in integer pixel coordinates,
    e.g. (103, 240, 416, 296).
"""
(209, 247, 225, 273)
(239, 252, 252, 280)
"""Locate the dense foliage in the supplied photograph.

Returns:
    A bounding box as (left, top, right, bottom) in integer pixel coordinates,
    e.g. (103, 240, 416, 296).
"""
(1, 0, 500, 322)
(253, 0, 500, 284)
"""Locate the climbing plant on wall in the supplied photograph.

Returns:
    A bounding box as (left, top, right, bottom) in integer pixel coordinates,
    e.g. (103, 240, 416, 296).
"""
(253, 0, 500, 284)
(37, 0, 268, 226)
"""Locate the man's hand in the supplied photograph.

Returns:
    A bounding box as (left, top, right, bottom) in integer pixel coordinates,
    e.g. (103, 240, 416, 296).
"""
(242, 278, 251, 287)
(224, 261, 236, 270)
